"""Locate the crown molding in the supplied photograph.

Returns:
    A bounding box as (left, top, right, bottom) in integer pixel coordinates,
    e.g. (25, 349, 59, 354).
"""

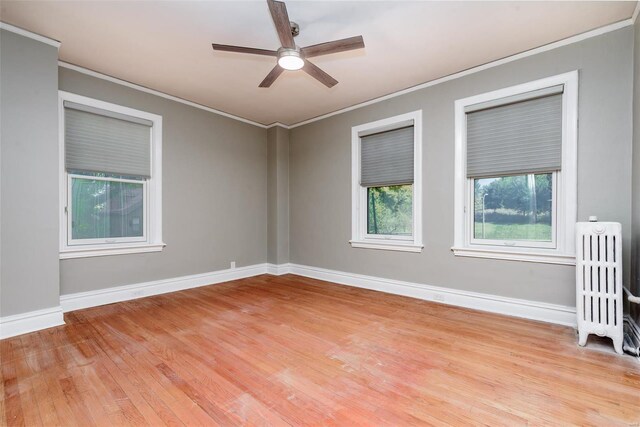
(287, 18, 634, 129)
(44, 14, 634, 131)
(58, 61, 269, 129)
(266, 122, 291, 130)
(0, 22, 61, 49)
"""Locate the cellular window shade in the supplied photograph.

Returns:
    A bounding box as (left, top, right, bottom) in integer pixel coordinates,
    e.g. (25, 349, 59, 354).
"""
(466, 87, 563, 179)
(64, 102, 152, 178)
(360, 126, 414, 187)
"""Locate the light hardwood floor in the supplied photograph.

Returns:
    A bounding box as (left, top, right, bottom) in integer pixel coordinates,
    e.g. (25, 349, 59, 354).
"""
(2, 274, 639, 426)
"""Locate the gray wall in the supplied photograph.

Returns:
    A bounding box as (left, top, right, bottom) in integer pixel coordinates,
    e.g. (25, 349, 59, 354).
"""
(289, 27, 634, 308)
(632, 20, 640, 324)
(2, 23, 636, 318)
(0, 30, 60, 316)
(59, 68, 267, 295)
(267, 126, 290, 265)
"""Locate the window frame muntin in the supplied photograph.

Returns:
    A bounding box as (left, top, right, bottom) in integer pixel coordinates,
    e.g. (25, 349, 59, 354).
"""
(59, 91, 164, 259)
(350, 110, 423, 252)
(452, 71, 578, 265)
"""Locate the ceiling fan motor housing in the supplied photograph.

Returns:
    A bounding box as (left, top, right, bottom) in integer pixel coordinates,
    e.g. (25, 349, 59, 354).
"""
(277, 46, 302, 56)
(290, 21, 299, 37)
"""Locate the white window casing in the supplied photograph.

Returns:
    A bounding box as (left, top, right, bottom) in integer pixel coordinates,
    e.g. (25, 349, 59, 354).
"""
(452, 71, 578, 265)
(58, 91, 164, 259)
(350, 110, 423, 252)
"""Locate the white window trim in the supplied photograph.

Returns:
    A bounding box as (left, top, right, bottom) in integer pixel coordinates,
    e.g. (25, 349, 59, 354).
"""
(350, 110, 423, 253)
(452, 71, 578, 265)
(58, 91, 164, 259)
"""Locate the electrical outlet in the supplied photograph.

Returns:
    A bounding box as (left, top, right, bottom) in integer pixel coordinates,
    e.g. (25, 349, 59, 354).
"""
(230, 261, 236, 269)
(433, 293, 445, 302)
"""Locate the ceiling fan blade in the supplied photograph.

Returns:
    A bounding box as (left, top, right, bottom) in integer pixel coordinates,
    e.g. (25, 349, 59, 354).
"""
(302, 61, 338, 88)
(267, 0, 295, 49)
(212, 44, 278, 56)
(302, 36, 365, 58)
(259, 65, 285, 88)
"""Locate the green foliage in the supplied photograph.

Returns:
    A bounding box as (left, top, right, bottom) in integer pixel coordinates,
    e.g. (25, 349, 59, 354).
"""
(474, 173, 552, 241)
(475, 173, 552, 216)
(474, 222, 551, 241)
(72, 178, 143, 239)
(72, 178, 108, 238)
(367, 185, 412, 235)
(476, 210, 551, 226)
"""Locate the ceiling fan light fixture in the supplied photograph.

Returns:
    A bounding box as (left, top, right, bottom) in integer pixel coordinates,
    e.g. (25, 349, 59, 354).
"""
(278, 50, 304, 70)
(211, 0, 364, 87)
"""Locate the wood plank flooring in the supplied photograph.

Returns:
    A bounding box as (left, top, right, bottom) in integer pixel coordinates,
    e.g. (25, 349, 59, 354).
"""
(2, 274, 639, 426)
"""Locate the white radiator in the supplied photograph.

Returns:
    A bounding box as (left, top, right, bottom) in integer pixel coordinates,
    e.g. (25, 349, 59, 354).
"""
(576, 220, 623, 354)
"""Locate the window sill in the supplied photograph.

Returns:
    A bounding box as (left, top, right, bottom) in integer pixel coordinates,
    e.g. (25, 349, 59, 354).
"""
(350, 240, 423, 253)
(451, 246, 575, 265)
(60, 243, 166, 259)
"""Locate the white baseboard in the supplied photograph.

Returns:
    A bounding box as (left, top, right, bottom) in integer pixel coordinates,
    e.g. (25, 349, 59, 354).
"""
(266, 263, 292, 276)
(0, 306, 65, 339)
(283, 263, 576, 327)
(60, 263, 268, 312)
(5, 261, 576, 339)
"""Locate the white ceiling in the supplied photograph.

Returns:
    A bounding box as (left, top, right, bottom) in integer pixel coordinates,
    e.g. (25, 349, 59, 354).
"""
(1, 1, 637, 126)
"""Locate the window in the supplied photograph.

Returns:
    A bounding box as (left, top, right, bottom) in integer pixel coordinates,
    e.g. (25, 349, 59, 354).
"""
(453, 72, 578, 264)
(59, 92, 163, 258)
(351, 111, 422, 252)
(367, 185, 413, 236)
(473, 173, 554, 245)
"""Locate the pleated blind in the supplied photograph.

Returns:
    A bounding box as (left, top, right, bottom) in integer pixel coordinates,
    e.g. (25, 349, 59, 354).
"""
(64, 101, 152, 178)
(466, 85, 563, 179)
(360, 126, 414, 187)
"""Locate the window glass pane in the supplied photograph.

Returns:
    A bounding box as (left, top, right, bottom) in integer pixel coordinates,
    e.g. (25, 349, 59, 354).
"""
(473, 173, 552, 242)
(367, 185, 412, 235)
(71, 178, 144, 240)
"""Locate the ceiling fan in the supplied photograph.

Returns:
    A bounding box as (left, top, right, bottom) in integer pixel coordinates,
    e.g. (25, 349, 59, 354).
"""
(211, 0, 365, 88)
